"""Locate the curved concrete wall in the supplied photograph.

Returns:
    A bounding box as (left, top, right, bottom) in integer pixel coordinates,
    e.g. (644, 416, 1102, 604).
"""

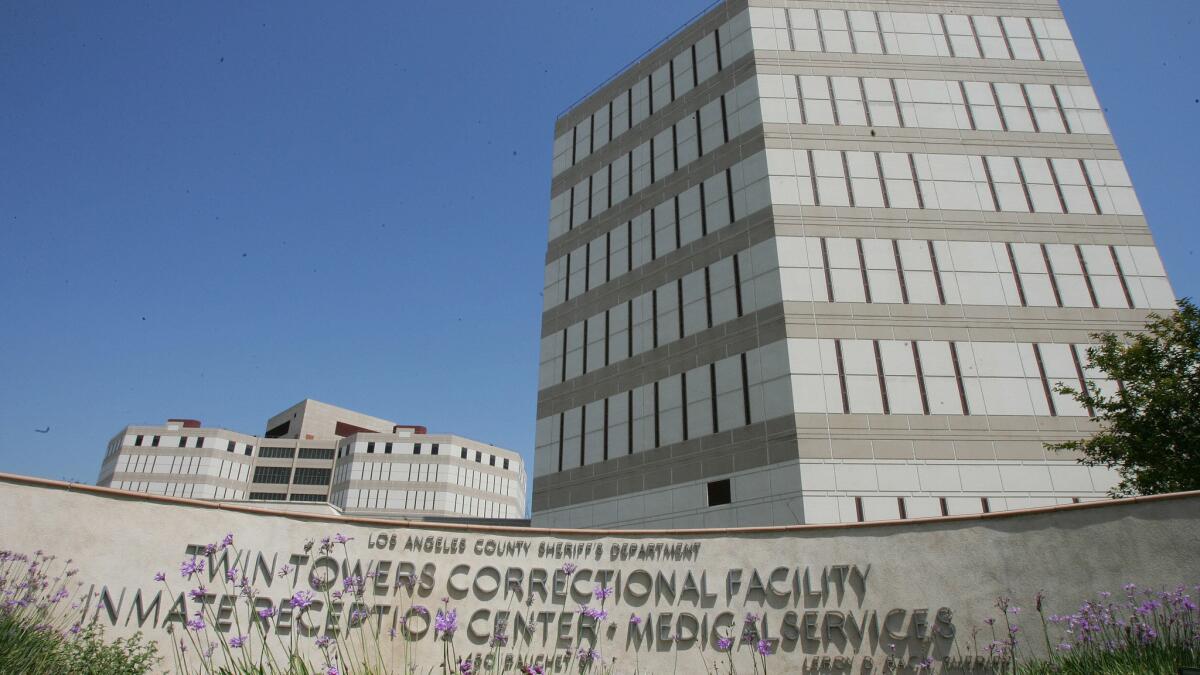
(0, 473, 1196, 673)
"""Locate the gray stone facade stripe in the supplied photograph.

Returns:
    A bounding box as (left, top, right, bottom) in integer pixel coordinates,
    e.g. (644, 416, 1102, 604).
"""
(555, 0, 750, 134)
(762, 126, 1120, 157)
(770, 209, 1153, 241)
(531, 414, 1095, 512)
(537, 301, 1154, 417)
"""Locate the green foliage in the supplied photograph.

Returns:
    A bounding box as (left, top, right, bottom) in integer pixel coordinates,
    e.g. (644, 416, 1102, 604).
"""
(1016, 644, 1200, 675)
(0, 614, 157, 675)
(60, 622, 159, 675)
(1047, 298, 1200, 496)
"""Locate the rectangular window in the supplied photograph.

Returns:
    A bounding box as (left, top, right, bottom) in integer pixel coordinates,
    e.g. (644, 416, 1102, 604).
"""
(288, 493, 326, 502)
(252, 466, 291, 484)
(475, 451, 483, 463)
(489, 455, 496, 466)
(461, 447, 469, 459)
(367, 442, 375, 454)
(431, 443, 440, 456)
(385, 443, 393, 454)
(503, 458, 510, 470)
(258, 447, 295, 459)
(178, 436, 187, 448)
(227, 440, 236, 453)
(293, 468, 332, 486)
(707, 479, 731, 506)
(196, 437, 205, 448)
(134, 435, 144, 446)
(414, 443, 422, 455)
(152, 436, 160, 447)
(248, 492, 287, 501)
(244, 445, 253, 456)
(298, 448, 334, 460)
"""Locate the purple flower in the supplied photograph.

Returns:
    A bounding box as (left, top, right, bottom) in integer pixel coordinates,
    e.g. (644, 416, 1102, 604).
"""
(412, 605, 428, 616)
(333, 533, 352, 544)
(187, 614, 205, 631)
(593, 585, 614, 600)
(325, 666, 339, 675)
(316, 635, 334, 648)
(630, 615, 643, 625)
(560, 562, 577, 575)
(68, 623, 81, 635)
(220, 534, 234, 549)
(716, 636, 733, 651)
(583, 607, 609, 621)
(756, 638, 773, 656)
(520, 666, 545, 675)
(188, 586, 208, 601)
(203, 543, 217, 556)
(350, 608, 369, 623)
(576, 647, 601, 663)
(258, 607, 277, 620)
(153, 572, 166, 582)
(229, 635, 246, 648)
(984, 618, 996, 626)
(290, 590, 315, 610)
(434, 607, 458, 636)
(226, 566, 240, 583)
(180, 557, 205, 579)
(744, 612, 760, 624)
(388, 628, 397, 639)
(278, 564, 292, 579)
(458, 658, 474, 674)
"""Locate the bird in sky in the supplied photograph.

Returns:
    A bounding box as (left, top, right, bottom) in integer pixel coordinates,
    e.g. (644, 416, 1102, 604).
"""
(34, 426, 49, 434)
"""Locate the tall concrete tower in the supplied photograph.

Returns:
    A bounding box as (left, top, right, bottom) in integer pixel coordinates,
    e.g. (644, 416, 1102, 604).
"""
(533, 0, 1174, 528)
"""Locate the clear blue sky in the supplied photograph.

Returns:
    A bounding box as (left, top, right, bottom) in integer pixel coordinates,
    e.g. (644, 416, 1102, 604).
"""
(0, 1, 1197, 485)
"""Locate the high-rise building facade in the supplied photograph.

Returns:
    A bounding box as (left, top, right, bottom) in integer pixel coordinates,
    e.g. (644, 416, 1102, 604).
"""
(98, 399, 527, 522)
(532, 0, 1174, 528)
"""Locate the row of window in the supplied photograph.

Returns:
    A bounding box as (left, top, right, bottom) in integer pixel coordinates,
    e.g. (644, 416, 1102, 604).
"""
(110, 481, 222, 500)
(749, 7, 1081, 62)
(552, 10, 753, 176)
(758, 73, 1108, 135)
(544, 155, 767, 310)
(539, 238, 1170, 390)
(333, 461, 518, 499)
(767, 148, 1140, 215)
(332, 488, 517, 519)
(549, 77, 759, 240)
(539, 243, 774, 390)
(113, 454, 251, 483)
(341, 441, 513, 471)
(129, 434, 255, 457)
(535, 338, 1114, 477)
(534, 342, 782, 477)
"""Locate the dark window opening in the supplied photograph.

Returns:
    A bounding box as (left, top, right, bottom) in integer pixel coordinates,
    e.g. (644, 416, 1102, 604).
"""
(939, 497, 949, 516)
(248, 492, 287, 501)
(981, 497, 991, 513)
(385, 443, 393, 454)
(503, 458, 509, 470)
(414, 443, 422, 455)
(293, 468, 331, 486)
(135, 435, 144, 446)
(431, 443, 439, 456)
(197, 437, 205, 448)
(152, 436, 160, 447)
(475, 451, 482, 463)
(244, 445, 253, 456)
(461, 448, 468, 459)
(178, 436, 187, 448)
(367, 442, 375, 454)
(289, 493, 326, 502)
(265, 421, 290, 438)
(258, 447, 295, 459)
(298, 448, 334, 460)
(227, 441, 236, 453)
(489, 455, 495, 466)
(707, 479, 731, 507)
(897, 497, 908, 520)
(854, 497, 865, 522)
(253, 466, 291, 484)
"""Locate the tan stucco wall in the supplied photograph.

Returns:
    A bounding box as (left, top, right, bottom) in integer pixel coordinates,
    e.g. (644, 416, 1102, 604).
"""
(1, 473, 1196, 674)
